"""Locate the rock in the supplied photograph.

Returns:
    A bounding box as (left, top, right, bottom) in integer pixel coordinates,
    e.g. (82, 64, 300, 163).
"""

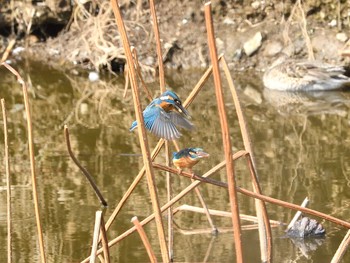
(263, 40, 283, 57)
(328, 19, 337, 27)
(336, 32, 348, 42)
(251, 1, 260, 9)
(243, 85, 262, 104)
(286, 217, 326, 238)
(88, 71, 99, 82)
(243, 32, 262, 56)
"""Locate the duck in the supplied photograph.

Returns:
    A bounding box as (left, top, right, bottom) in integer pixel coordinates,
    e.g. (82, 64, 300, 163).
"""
(263, 54, 350, 91)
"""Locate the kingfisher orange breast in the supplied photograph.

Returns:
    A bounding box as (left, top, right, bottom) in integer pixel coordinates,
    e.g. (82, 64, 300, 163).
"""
(159, 101, 175, 112)
(173, 156, 200, 170)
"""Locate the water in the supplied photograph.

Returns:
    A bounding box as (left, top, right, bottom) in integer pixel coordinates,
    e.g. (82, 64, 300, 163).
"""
(1, 60, 350, 262)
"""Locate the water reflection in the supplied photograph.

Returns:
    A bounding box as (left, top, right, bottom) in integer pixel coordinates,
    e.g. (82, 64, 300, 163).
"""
(0, 62, 350, 262)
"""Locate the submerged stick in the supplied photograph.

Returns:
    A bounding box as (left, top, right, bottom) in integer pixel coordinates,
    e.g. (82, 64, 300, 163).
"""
(331, 230, 350, 263)
(64, 125, 108, 207)
(131, 216, 158, 263)
(110, 1, 169, 261)
(204, 3, 243, 261)
(1, 62, 47, 263)
(173, 205, 283, 225)
(2, 99, 12, 263)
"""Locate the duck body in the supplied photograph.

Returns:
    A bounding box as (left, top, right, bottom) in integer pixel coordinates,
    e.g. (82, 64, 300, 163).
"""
(130, 90, 194, 140)
(263, 57, 350, 91)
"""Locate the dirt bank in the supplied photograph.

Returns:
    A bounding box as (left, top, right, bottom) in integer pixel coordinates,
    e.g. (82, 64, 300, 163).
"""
(1, 0, 350, 76)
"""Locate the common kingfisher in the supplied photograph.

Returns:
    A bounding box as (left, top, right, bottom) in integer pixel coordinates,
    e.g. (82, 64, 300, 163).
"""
(172, 148, 209, 175)
(263, 53, 350, 91)
(130, 90, 194, 140)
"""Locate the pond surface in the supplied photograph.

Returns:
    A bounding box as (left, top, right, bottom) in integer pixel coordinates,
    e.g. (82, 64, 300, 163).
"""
(1, 59, 350, 262)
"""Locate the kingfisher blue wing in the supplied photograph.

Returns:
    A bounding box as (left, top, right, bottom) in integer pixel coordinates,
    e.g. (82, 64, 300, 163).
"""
(146, 107, 181, 140)
(131, 105, 182, 140)
(169, 112, 194, 131)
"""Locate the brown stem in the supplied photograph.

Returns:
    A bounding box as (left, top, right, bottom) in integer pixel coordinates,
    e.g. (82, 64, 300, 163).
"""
(110, 1, 169, 261)
(204, 3, 243, 261)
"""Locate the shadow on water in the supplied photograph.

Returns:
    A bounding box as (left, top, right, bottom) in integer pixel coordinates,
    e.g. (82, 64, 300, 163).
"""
(1, 61, 350, 262)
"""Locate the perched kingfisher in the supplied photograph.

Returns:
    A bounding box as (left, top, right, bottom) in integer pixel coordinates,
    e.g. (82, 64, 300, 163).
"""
(172, 148, 210, 175)
(263, 54, 350, 91)
(130, 90, 194, 140)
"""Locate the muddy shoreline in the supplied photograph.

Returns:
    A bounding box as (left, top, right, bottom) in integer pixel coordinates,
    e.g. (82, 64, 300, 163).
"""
(1, 1, 350, 76)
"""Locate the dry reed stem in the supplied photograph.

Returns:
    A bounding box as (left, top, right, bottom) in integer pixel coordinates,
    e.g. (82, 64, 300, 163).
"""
(286, 197, 309, 231)
(183, 64, 213, 107)
(204, 3, 243, 261)
(80, 151, 244, 262)
(165, 142, 174, 260)
(100, 215, 110, 263)
(154, 160, 350, 229)
(1, 38, 16, 63)
(1, 62, 46, 263)
(1, 99, 12, 263)
(131, 216, 158, 263)
(131, 47, 153, 101)
(90, 211, 103, 263)
(173, 205, 283, 225)
(110, 1, 169, 261)
(175, 225, 263, 236)
(220, 56, 272, 262)
(64, 125, 108, 207)
(148, 0, 165, 92)
(331, 230, 350, 263)
(81, 149, 350, 261)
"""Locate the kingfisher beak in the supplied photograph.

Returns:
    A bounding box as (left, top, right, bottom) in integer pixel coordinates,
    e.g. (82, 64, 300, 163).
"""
(175, 103, 190, 117)
(196, 150, 209, 158)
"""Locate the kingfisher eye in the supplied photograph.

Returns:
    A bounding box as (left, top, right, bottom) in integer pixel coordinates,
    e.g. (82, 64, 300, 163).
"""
(174, 99, 181, 104)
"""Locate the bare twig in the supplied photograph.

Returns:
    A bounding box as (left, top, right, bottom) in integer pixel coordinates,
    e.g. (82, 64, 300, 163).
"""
(131, 216, 158, 263)
(1, 62, 46, 263)
(64, 125, 108, 207)
(1, 99, 12, 263)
